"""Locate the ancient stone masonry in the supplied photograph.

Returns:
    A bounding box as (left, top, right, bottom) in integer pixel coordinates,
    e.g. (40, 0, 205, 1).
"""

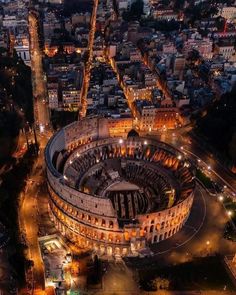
(45, 117, 195, 257)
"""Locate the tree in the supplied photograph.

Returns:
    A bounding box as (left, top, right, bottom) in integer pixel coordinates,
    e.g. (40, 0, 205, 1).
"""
(130, 0, 144, 18)
(122, 0, 144, 21)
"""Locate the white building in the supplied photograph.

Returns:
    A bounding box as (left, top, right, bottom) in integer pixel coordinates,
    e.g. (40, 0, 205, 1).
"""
(218, 6, 236, 20)
(215, 43, 235, 60)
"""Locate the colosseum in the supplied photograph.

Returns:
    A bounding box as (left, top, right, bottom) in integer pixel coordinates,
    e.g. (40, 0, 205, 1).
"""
(45, 117, 195, 257)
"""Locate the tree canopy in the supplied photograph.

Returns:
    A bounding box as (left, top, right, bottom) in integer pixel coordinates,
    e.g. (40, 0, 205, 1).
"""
(196, 85, 236, 164)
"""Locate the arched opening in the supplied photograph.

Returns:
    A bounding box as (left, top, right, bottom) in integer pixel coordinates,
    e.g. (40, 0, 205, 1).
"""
(124, 231, 129, 241)
(107, 246, 113, 256)
(100, 244, 105, 255)
(150, 225, 154, 233)
(115, 247, 121, 255)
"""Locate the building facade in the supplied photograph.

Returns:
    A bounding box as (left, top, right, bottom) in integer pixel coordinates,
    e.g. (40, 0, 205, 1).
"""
(45, 117, 195, 257)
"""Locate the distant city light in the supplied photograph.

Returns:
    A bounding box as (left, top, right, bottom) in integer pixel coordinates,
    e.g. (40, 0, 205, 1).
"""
(218, 196, 224, 201)
(227, 211, 233, 217)
(39, 124, 45, 133)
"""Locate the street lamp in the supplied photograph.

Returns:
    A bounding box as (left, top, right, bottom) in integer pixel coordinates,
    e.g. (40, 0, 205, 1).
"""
(119, 139, 123, 144)
(227, 211, 233, 217)
(218, 196, 224, 202)
(206, 240, 210, 246)
(207, 166, 211, 170)
(177, 155, 182, 160)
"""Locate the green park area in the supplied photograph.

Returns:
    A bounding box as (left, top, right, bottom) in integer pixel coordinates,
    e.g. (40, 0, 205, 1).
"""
(0, 52, 33, 166)
(222, 196, 236, 241)
(0, 146, 36, 286)
(0, 52, 34, 285)
(195, 168, 215, 190)
(139, 256, 235, 291)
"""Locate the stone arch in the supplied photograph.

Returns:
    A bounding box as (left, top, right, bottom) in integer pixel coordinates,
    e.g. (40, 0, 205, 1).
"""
(100, 244, 105, 255)
(101, 232, 105, 240)
(107, 246, 113, 256)
(115, 247, 121, 255)
(122, 248, 128, 256)
(124, 231, 129, 241)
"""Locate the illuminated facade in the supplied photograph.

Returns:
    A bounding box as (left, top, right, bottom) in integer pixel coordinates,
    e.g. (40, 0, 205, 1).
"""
(139, 105, 183, 131)
(45, 117, 195, 257)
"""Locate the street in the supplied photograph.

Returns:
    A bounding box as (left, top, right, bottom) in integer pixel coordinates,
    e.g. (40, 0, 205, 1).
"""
(29, 11, 50, 129)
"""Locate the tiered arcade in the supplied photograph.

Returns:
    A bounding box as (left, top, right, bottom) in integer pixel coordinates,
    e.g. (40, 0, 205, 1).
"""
(45, 117, 195, 257)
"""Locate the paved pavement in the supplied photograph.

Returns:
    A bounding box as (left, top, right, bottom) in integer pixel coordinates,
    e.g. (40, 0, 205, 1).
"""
(20, 156, 45, 290)
(19, 131, 51, 293)
(29, 12, 50, 128)
(150, 184, 206, 256)
(80, 0, 98, 118)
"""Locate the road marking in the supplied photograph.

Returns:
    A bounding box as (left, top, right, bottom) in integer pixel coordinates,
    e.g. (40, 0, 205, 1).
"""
(154, 186, 206, 255)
